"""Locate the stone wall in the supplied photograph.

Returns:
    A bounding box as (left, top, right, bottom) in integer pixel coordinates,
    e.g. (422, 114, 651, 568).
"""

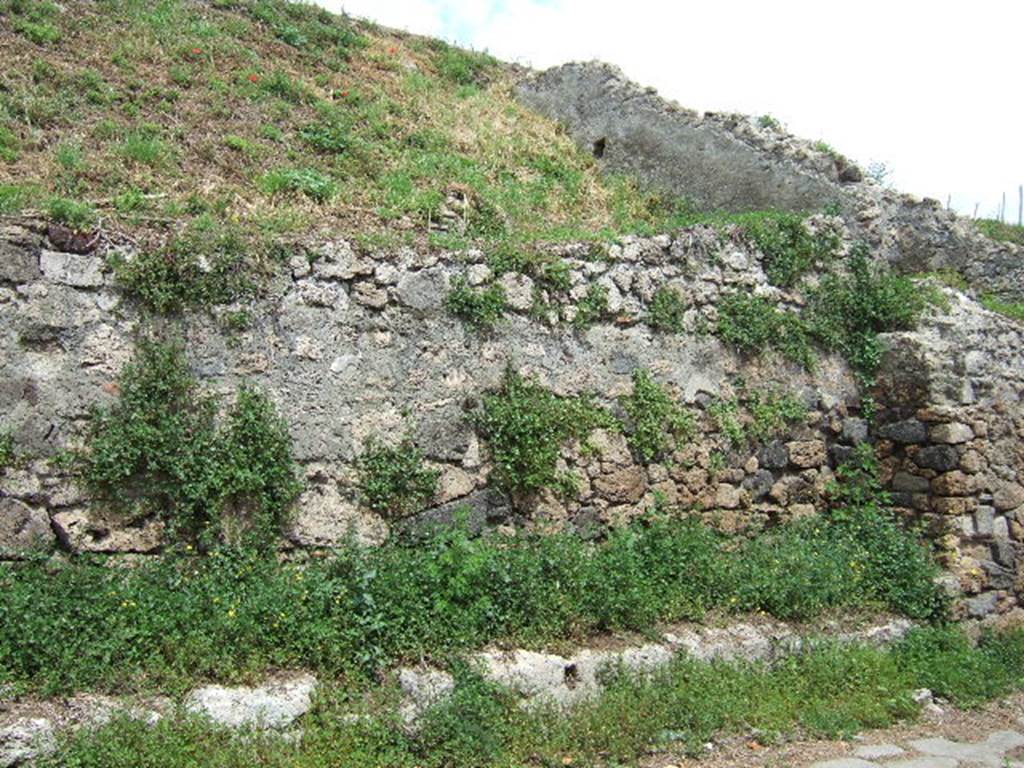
(516, 62, 1024, 301)
(876, 291, 1024, 618)
(1, 218, 1021, 618)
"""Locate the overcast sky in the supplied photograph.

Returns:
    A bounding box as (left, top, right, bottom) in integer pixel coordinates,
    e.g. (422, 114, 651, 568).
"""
(324, 0, 1023, 220)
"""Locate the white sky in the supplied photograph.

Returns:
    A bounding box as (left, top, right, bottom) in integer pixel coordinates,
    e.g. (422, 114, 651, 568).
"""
(325, 0, 1024, 220)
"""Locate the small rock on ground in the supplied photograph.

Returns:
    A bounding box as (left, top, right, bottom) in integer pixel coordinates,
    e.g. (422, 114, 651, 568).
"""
(185, 673, 317, 730)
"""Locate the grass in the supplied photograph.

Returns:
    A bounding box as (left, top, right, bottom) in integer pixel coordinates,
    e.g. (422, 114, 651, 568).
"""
(975, 218, 1024, 246)
(0, 442, 944, 696)
(33, 626, 1024, 767)
(982, 294, 1024, 323)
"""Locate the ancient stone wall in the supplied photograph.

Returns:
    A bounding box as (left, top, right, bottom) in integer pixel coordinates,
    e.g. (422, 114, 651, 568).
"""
(516, 62, 1024, 301)
(876, 291, 1024, 618)
(1, 219, 1021, 619)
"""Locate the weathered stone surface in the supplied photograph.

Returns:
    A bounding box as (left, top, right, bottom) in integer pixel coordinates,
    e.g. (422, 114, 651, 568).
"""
(758, 440, 789, 469)
(396, 267, 449, 311)
(878, 419, 928, 444)
(287, 484, 388, 548)
(0, 718, 55, 768)
(185, 674, 316, 730)
(0, 229, 41, 283)
(398, 667, 454, 724)
(892, 471, 930, 493)
(841, 417, 868, 445)
(929, 421, 974, 444)
(51, 510, 163, 554)
(930, 471, 975, 497)
(786, 439, 827, 468)
(593, 466, 645, 504)
(0, 498, 54, 559)
(39, 250, 104, 288)
(914, 445, 960, 472)
(994, 483, 1024, 512)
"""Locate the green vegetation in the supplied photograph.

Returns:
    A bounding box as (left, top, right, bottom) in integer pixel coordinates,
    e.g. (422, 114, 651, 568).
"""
(716, 293, 815, 368)
(258, 167, 337, 202)
(445, 277, 508, 331)
(46, 196, 98, 230)
(975, 218, 1024, 246)
(647, 285, 687, 332)
(473, 369, 614, 496)
(431, 41, 496, 87)
(3, 0, 63, 45)
(756, 113, 782, 130)
(109, 216, 256, 314)
(31, 626, 1024, 768)
(709, 387, 807, 448)
(0, 430, 14, 473)
(735, 210, 840, 287)
(572, 283, 610, 328)
(69, 338, 301, 548)
(806, 245, 931, 385)
(0, 448, 944, 696)
(620, 369, 694, 463)
(486, 243, 572, 293)
(356, 437, 440, 518)
(982, 294, 1024, 323)
(717, 246, 934, 392)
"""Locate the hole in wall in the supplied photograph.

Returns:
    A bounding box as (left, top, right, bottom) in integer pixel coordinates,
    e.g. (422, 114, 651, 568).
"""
(592, 137, 606, 159)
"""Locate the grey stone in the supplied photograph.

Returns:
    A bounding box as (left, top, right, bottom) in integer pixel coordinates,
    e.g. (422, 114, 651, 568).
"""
(994, 483, 1024, 512)
(929, 421, 974, 444)
(39, 250, 104, 288)
(964, 591, 999, 618)
(908, 730, 1024, 765)
(892, 472, 930, 494)
(914, 445, 960, 472)
(878, 419, 928, 444)
(51, 510, 164, 554)
(185, 674, 317, 730)
(0, 233, 41, 283)
(809, 759, 879, 768)
(882, 759, 958, 768)
(0, 498, 54, 559)
(758, 440, 789, 469)
(853, 744, 904, 759)
(0, 718, 55, 768)
(396, 267, 449, 311)
(398, 668, 454, 724)
(974, 506, 996, 536)
(841, 417, 869, 445)
(742, 469, 774, 500)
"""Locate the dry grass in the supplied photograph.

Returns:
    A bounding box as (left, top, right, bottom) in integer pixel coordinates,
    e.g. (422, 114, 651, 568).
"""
(0, 0, 642, 256)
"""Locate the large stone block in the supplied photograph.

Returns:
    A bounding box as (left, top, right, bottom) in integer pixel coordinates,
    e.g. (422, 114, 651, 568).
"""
(0, 498, 54, 559)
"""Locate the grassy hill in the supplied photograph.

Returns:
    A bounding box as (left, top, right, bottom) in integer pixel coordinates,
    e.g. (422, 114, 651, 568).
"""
(0, 0, 693, 262)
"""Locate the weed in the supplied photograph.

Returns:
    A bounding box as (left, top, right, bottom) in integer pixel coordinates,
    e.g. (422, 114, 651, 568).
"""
(109, 216, 254, 313)
(432, 42, 495, 86)
(0, 431, 14, 474)
(757, 114, 782, 130)
(118, 130, 172, 167)
(3, 0, 63, 44)
(981, 294, 1024, 323)
(474, 369, 614, 496)
(259, 167, 337, 202)
(716, 293, 815, 368)
(0, 183, 36, 214)
(445, 276, 507, 331)
(299, 114, 351, 154)
(46, 196, 98, 230)
(975, 218, 1024, 246)
(0, 124, 19, 162)
(734, 211, 840, 287)
(573, 283, 610, 328)
(69, 338, 300, 548)
(620, 369, 694, 463)
(647, 286, 687, 332)
(356, 437, 440, 518)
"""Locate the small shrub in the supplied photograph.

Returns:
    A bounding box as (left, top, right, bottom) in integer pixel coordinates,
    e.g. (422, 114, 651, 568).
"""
(716, 293, 814, 368)
(70, 339, 300, 547)
(356, 437, 439, 518)
(573, 283, 610, 329)
(445, 276, 507, 331)
(46, 196, 98, 230)
(647, 286, 687, 332)
(757, 114, 781, 130)
(735, 211, 839, 287)
(259, 167, 337, 202)
(0, 431, 14, 473)
(474, 369, 614, 496)
(746, 389, 807, 441)
(256, 69, 308, 103)
(806, 245, 931, 385)
(620, 369, 694, 463)
(109, 217, 253, 313)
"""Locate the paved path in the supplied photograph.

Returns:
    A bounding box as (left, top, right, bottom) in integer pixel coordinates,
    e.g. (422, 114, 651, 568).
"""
(811, 729, 1024, 767)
